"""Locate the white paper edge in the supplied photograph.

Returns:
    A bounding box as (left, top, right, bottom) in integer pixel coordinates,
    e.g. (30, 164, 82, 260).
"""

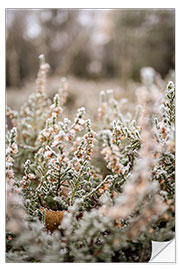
(150, 239, 175, 262)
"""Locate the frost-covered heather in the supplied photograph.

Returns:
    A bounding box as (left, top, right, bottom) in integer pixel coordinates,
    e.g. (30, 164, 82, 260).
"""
(6, 57, 175, 263)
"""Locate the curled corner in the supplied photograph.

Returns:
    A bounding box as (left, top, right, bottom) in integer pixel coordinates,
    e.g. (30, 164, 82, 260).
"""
(150, 239, 175, 262)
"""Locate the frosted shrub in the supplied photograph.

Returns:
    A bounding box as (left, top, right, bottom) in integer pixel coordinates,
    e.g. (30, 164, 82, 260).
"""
(6, 56, 175, 262)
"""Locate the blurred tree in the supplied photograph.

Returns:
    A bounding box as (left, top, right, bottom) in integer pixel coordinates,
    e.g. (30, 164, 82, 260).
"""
(6, 10, 37, 87)
(6, 9, 175, 87)
(35, 9, 95, 77)
(6, 9, 95, 86)
(109, 9, 175, 81)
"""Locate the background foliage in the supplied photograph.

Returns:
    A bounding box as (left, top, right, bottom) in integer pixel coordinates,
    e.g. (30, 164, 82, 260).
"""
(6, 9, 175, 87)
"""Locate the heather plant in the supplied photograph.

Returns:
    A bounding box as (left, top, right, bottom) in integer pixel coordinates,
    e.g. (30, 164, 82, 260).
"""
(6, 57, 175, 262)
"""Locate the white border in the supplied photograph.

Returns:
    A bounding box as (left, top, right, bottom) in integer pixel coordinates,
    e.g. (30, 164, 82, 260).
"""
(0, 0, 178, 8)
(0, 5, 6, 266)
(1, 1, 179, 269)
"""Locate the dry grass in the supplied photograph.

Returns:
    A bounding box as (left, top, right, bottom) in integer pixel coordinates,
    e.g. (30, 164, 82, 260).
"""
(6, 76, 139, 121)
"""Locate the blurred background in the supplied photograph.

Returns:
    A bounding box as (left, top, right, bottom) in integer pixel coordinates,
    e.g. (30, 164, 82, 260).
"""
(6, 9, 175, 117)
